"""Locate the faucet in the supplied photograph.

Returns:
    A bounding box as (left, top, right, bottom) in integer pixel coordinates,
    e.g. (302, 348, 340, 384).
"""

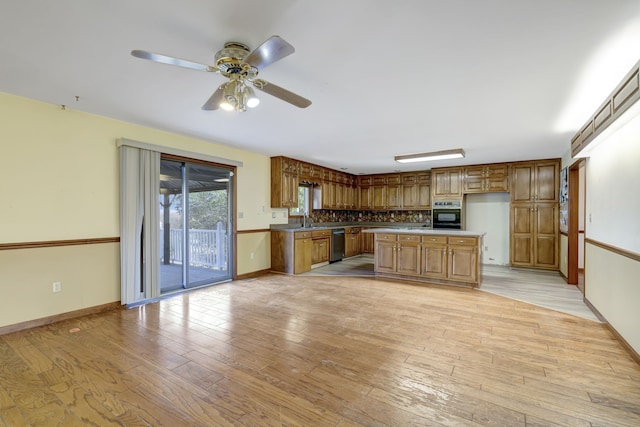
(303, 211, 310, 228)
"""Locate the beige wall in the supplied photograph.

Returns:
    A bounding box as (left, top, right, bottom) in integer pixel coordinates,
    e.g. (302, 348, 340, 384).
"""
(0, 92, 283, 328)
(585, 244, 640, 353)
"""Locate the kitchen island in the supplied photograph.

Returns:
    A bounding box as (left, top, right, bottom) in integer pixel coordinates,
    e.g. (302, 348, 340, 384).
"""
(364, 228, 485, 288)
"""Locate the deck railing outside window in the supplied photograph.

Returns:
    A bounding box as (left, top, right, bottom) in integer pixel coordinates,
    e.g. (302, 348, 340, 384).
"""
(160, 222, 227, 270)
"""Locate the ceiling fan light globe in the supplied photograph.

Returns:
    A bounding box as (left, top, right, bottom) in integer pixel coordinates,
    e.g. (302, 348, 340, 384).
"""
(245, 87, 260, 108)
(219, 101, 235, 111)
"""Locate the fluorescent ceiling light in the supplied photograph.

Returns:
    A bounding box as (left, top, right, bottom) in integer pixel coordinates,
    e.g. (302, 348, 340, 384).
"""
(394, 149, 465, 163)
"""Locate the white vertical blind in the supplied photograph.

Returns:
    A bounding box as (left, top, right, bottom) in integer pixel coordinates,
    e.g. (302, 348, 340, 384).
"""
(119, 145, 160, 304)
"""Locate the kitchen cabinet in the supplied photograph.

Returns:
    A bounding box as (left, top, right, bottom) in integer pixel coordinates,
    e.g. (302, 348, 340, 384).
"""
(359, 185, 372, 210)
(447, 237, 479, 283)
(421, 235, 479, 283)
(374, 233, 421, 276)
(271, 230, 312, 274)
(371, 231, 482, 287)
(421, 235, 448, 279)
(345, 182, 357, 210)
(270, 156, 299, 208)
(432, 167, 463, 199)
(345, 227, 361, 258)
(371, 173, 402, 210)
(311, 229, 331, 264)
(360, 227, 375, 253)
(396, 234, 421, 276)
(464, 164, 509, 193)
(299, 161, 323, 182)
(510, 203, 558, 269)
(401, 172, 431, 209)
(511, 160, 559, 203)
(509, 159, 559, 269)
(374, 234, 397, 273)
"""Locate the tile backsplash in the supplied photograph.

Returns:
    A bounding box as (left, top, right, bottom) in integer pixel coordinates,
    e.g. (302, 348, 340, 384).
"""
(304, 210, 431, 225)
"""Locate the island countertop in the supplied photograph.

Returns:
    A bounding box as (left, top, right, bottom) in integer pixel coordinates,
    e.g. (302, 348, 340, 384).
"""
(363, 228, 486, 237)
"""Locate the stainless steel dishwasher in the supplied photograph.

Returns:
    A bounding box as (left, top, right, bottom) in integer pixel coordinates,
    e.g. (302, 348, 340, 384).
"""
(330, 228, 345, 262)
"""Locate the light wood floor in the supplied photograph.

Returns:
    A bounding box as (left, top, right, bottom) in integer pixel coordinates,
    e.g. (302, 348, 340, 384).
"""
(305, 255, 599, 322)
(1, 275, 639, 426)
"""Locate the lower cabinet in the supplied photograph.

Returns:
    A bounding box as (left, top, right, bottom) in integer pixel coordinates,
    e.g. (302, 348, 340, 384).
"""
(345, 227, 361, 258)
(271, 230, 313, 274)
(311, 229, 331, 264)
(360, 228, 375, 254)
(374, 233, 481, 286)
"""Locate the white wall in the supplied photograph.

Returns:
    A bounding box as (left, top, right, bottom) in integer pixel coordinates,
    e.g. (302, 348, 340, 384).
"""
(465, 193, 510, 265)
(585, 111, 640, 254)
(582, 108, 640, 355)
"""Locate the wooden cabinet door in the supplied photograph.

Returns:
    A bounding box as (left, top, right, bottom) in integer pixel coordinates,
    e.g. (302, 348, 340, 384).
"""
(344, 228, 361, 257)
(387, 184, 402, 209)
(345, 233, 358, 258)
(402, 183, 417, 208)
(281, 172, 298, 207)
(486, 175, 509, 192)
(417, 182, 430, 208)
(375, 241, 396, 273)
(448, 168, 462, 197)
(432, 170, 450, 198)
(534, 203, 558, 268)
(294, 237, 312, 274)
(334, 182, 344, 209)
(510, 204, 534, 266)
(361, 230, 375, 253)
(311, 238, 330, 264)
(372, 185, 387, 209)
(397, 241, 421, 276)
(511, 163, 534, 203)
(433, 168, 462, 198)
(421, 244, 447, 278)
(448, 245, 477, 283)
(534, 161, 559, 203)
(359, 186, 372, 210)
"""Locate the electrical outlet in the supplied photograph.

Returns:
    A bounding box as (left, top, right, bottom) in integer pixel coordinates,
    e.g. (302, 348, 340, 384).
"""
(52, 282, 61, 293)
(250, 252, 254, 259)
(272, 212, 276, 218)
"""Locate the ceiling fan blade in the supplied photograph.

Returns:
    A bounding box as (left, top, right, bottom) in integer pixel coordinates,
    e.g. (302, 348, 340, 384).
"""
(131, 50, 214, 72)
(244, 36, 295, 70)
(252, 79, 312, 108)
(202, 85, 225, 110)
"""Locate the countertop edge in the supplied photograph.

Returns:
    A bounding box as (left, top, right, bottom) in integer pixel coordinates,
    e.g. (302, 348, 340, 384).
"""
(363, 228, 486, 237)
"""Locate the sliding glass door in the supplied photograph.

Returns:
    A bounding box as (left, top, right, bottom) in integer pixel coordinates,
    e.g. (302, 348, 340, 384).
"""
(159, 158, 233, 293)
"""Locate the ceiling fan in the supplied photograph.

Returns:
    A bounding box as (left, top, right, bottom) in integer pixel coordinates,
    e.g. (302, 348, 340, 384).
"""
(131, 35, 311, 112)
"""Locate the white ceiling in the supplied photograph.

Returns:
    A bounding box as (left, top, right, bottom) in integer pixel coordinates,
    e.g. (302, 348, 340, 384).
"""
(2, 1, 640, 174)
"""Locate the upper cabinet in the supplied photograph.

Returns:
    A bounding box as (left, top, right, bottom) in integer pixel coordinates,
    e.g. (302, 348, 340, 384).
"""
(271, 156, 299, 208)
(510, 160, 560, 203)
(463, 164, 509, 193)
(402, 172, 431, 209)
(432, 167, 463, 199)
(371, 174, 402, 210)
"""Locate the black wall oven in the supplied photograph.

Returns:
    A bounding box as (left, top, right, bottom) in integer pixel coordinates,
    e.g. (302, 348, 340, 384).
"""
(432, 200, 462, 230)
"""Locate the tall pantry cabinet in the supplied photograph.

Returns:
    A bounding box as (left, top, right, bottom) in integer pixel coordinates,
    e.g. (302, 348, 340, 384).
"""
(509, 160, 560, 269)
